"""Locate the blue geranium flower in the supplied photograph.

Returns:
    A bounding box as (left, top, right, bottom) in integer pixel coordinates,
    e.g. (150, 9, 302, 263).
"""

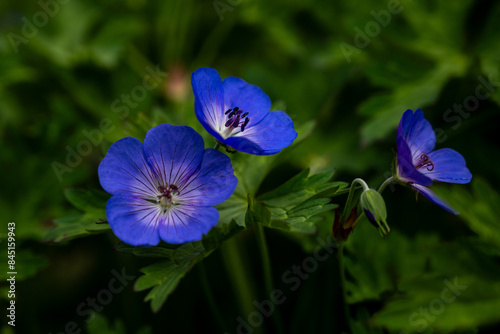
(191, 67, 297, 155)
(395, 109, 472, 214)
(98, 124, 237, 246)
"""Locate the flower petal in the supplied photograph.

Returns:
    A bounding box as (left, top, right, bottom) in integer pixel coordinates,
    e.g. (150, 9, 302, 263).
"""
(98, 137, 158, 199)
(143, 124, 205, 188)
(107, 195, 163, 246)
(225, 110, 297, 155)
(222, 76, 271, 127)
(420, 148, 472, 184)
(178, 148, 238, 206)
(399, 109, 436, 163)
(160, 205, 219, 244)
(397, 127, 433, 186)
(192, 67, 225, 139)
(412, 184, 459, 214)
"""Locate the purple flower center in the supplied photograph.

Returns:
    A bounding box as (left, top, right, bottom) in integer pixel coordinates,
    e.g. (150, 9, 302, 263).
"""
(157, 183, 180, 208)
(224, 107, 250, 132)
(415, 154, 435, 171)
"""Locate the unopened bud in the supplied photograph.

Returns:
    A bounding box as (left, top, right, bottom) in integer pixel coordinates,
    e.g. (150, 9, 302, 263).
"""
(360, 189, 390, 236)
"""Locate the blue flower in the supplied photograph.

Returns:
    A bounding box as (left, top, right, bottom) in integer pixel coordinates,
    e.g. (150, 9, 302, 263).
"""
(395, 109, 472, 214)
(98, 124, 238, 246)
(191, 67, 298, 155)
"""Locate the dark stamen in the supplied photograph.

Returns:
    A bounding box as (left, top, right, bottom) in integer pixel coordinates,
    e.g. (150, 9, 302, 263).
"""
(158, 182, 180, 200)
(232, 115, 241, 128)
(224, 106, 250, 132)
(169, 184, 179, 194)
(241, 117, 250, 132)
(415, 154, 435, 171)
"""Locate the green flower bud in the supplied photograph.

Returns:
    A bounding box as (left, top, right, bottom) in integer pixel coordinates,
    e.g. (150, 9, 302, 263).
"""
(360, 189, 390, 236)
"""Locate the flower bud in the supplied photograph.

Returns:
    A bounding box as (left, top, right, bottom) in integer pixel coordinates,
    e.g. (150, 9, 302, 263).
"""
(360, 189, 390, 236)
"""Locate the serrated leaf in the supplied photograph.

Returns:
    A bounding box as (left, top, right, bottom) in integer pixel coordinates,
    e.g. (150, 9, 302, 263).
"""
(216, 121, 316, 227)
(259, 169, 343, 208)
(44, 212, 110, 243)
(244, 195, 271, 228)
(266, 200, 338, 234)
(126, 221, 242, 312)
(258, 169, 346, 233)
(134, 242, 211, 312)
(44, 189, 110, 243)
(215, 192, 248, 227)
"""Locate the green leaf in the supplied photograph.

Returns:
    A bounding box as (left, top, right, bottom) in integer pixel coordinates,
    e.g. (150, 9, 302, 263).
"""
(202, 220, 245, 251)
(259, 169, 346, 208)
(372, 238, 500, 333)
(215, 191, 248, 227)
(63, 188, 109, 212)
(44, 189, 110, 243)
(134, 242, 211, 312)
(344, 222, 436, 304)
(216, 121, 316, 227)
(244, 195, 271, 228)
(123, 221, 242, 312)
(434, 178, 500, 251)
(259, 169, 347, 233)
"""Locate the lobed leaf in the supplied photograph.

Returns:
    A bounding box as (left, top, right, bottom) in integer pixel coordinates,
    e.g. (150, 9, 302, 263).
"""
(43, 189, 110, 243)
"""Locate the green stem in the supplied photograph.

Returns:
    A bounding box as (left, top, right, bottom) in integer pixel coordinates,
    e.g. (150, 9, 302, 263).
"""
(214, 142, 221, 151)
(353, 178, 370, 191)
(221, 237, 264, 334)
(378, 176, 394, 194)
(341, 178, 367, 222)
(198, 261, 226, 330)
(337, 243, 353, 333)
(255, 222, 273, 298)
(255, 222, 285, 334)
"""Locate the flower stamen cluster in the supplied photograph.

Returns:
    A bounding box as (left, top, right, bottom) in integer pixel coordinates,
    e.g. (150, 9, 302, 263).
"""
(157, 183, 180, 210)
(223, 107, 250, 137)
(415, 154, 434, 171)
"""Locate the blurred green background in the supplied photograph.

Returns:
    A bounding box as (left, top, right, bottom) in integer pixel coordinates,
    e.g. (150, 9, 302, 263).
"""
(1, 0, 500, 333)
